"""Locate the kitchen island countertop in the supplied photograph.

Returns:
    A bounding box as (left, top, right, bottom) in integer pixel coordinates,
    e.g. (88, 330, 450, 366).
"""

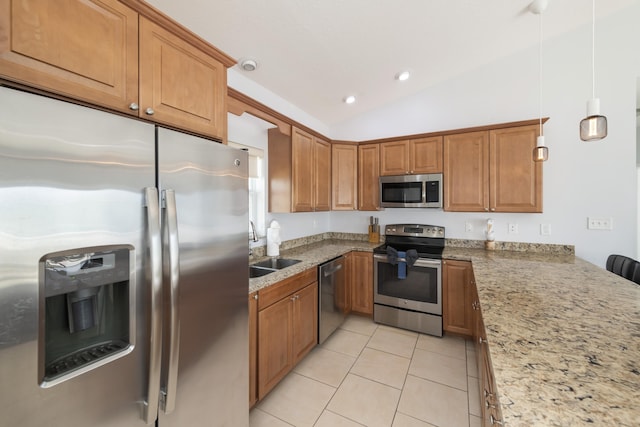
(444, 247, 640, 426)
(250, 239, 640, 426)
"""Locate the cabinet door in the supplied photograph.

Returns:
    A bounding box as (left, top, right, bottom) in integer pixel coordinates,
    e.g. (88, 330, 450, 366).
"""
(291, 127, 315, 212)
(379, 141, 410, 176)
(314, 138, 332, 211)
(490, 125, 542, 212)
(0, 0, 139, 114)
(358, 144, 380, 211)
(257, 297, 293, 399)
(139, 17, 226, 140)
(411, 136, 443, 174)
(292, 282, 318, 363)
(332, 144, 358, 210)
(249, 292, 258, 407)
(350, 252, 373, 315)
(443, 131, 490, 212)
(443, 260, 473, 337)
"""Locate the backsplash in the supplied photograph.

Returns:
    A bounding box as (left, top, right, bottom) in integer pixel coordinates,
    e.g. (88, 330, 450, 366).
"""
(446, 238, 575, 255)
(250, 232, 574, 258)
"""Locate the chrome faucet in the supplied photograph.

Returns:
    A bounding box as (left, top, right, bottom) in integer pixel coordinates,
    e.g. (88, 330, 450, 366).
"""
(249, 220, 258, 242)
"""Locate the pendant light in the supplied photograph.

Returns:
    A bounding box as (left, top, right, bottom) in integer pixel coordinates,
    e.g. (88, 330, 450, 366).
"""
(531, 0, 548, 162)
(580, 0, 607, 141)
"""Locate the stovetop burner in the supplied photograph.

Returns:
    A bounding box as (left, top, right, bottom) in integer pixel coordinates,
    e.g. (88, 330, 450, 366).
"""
(373, 224, 445, 259)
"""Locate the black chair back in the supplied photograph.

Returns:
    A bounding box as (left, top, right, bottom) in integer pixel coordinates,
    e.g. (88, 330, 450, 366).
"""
(606, 254, 640, 285)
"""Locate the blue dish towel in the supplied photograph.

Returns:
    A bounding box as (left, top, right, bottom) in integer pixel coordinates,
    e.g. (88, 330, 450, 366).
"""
(397, 251, 407, 279)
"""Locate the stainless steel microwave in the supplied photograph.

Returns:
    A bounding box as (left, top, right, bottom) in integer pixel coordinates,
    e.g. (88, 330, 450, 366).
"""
(379, 173, 443, 208)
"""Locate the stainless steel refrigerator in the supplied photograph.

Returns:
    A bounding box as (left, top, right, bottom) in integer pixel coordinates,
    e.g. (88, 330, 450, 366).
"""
(0, 86, 249, 426)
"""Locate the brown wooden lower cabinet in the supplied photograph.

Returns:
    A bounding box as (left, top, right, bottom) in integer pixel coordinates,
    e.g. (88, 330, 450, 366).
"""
(471, 279, 504, 426)
(248, 291, 258, 408)
(348, 251, 373, 315)
(256, 268, 318, 400)
(443, 259, 474, 337)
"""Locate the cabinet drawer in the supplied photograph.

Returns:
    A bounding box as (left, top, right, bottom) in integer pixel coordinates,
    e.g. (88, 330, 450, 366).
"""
(258, 268, 316, 310)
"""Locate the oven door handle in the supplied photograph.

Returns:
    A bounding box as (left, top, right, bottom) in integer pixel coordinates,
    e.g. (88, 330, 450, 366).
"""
(374, 253, 441, 268)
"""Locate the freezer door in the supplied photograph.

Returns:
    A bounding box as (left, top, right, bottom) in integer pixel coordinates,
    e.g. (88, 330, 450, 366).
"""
(157, 128, 249, 426)
(0, 87, 155, 426)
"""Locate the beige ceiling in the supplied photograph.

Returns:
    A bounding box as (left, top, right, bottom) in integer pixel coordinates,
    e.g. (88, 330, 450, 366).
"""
(146, 0, 635, 126)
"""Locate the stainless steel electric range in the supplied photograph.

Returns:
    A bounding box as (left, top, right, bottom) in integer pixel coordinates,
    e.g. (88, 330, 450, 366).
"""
(373, 224, 445, 337)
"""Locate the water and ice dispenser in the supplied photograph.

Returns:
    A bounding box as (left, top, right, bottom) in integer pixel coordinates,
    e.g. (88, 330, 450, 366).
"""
(39, 245, 134, 386)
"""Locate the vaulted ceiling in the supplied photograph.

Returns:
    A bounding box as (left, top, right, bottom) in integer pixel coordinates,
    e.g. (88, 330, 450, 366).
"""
(146, 0, 635, 126)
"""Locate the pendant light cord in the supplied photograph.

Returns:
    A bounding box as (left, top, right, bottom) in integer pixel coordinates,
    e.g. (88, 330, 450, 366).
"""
(591, 0, 596, 99)
(539, 6, 543, 137)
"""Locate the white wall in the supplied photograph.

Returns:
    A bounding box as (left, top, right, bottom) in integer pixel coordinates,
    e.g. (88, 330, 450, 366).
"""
(230, 2, 640, 267)
(330, 4, 640, 267)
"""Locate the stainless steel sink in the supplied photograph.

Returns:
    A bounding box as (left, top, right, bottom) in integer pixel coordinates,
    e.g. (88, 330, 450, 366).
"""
(249, 258, 302, 279)
(251, 258, 301, 270)
(249, 266, 275, 278)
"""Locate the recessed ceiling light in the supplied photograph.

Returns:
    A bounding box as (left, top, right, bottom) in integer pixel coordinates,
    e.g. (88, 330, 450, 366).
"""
(344, 95, 356, 104)
(240, 59, 258, 71)
(396, 71, 411, 81)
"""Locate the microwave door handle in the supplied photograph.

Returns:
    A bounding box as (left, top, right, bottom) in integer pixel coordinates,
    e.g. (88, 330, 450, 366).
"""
(161, 189, 181, 414)
(143, 187, 162, 425)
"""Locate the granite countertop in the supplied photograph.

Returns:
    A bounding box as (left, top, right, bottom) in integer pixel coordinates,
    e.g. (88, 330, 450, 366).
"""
(248, 239, 380, 293)
(445, 247, 640, 426)
(250, 239, 640, 425)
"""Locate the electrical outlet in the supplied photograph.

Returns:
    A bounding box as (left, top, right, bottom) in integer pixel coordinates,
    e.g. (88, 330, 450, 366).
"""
(465, 222, 473, 232)
(508, 223, 518, 234)
(540, 224, 551, 236)
(587, 217, 613, 230)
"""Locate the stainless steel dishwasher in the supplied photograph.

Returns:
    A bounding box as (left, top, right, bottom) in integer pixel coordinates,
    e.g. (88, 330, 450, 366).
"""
(318, 255, 347, 344)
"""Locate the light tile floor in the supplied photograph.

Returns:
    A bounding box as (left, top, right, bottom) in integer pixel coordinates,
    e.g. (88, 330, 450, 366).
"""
(250, 315, 481, 427)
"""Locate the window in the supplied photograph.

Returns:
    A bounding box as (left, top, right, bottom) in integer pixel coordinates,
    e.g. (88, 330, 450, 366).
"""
(228, 142, 265, 240)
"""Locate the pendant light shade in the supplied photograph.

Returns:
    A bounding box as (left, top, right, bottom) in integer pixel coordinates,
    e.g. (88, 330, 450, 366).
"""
(580, 0, 607, 141)
(580, 98, 608, 140)
(533, 136, 549, 162)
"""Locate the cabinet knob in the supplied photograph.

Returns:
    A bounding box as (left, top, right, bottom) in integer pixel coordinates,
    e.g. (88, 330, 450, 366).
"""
(145, 107, 155, 116)
(490, 208, 496, 212)
(484, 389, 495, 399)
(485, 401, 497, 409)
(490, 415, 503, 425)
(484, 208, 489, 212)
(479, 337, 487, 344)
(253, 294, 258, 300)
(129, 102, 140, 111)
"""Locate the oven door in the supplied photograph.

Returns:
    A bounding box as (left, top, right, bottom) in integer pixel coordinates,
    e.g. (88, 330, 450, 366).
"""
(373, 254, 442, 315)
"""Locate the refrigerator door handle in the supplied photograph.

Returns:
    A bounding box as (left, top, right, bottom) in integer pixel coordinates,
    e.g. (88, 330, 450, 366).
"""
(143, 187, 163, 424)
(161, 189, 181, 414)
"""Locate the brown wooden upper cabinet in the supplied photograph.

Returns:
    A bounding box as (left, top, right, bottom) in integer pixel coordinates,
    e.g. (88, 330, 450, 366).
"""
(358, 144, 380, 211)
(0, 0, 231, 141)
(139, 17, 227, 140)
(444, 125, 542, 212)
(380, 136, 443, 176)
(268, 127, 331, 212)
(332, 143, 358, 210)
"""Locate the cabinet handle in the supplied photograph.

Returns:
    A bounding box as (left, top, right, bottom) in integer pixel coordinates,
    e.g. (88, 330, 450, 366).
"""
(490, 415, 503, 425)
(479, 337, 487, 344)
(129, 102, 140, 111)
(145, 107, 155, 116)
